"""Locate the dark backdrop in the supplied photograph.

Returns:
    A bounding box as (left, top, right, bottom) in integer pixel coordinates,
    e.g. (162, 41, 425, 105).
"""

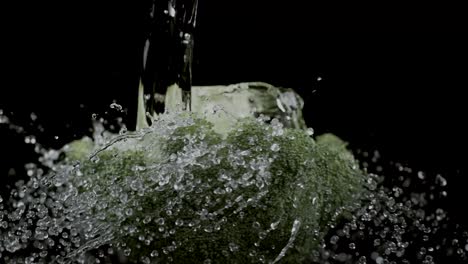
(1, 0, 467, 250)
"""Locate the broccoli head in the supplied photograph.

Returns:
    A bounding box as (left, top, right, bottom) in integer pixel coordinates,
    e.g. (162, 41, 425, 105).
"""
(66, 113, 366, 263)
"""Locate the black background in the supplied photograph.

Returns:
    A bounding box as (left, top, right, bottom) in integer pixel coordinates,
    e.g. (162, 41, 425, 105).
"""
(1, 0, 467, 253)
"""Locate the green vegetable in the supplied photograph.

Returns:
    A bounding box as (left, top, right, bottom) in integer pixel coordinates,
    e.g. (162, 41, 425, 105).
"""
(68, 113, 366, 263)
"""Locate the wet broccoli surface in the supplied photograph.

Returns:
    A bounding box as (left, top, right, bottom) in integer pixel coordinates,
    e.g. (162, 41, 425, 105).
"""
(66, 113, 366, 263)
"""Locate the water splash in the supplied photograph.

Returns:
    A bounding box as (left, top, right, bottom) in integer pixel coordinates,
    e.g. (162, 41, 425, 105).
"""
(1, 110, 467, 263)
(271, 220, 301, 264)
(313, 151, 468, 263)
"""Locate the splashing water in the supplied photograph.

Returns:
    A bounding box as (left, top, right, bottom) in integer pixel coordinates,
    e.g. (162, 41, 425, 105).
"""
(314, 150, 468, 264)
(0, 110, 467, 264)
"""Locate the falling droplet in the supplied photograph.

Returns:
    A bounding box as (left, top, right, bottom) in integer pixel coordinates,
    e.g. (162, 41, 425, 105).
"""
(417, 171, 426, 180)
(436, 174, 447, 186)
(110, 103, 123, 112)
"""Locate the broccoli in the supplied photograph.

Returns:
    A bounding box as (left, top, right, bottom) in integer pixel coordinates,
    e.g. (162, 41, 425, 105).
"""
(65, 112, 366, 263)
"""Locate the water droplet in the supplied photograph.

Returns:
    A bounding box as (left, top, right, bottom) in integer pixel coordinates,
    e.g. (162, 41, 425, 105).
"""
(330, 235, 339, 244)
(125, 208, 133, 216)
(229, 242, 239, 252)
(34, 230, 49, 240)
(356, 256, 367, 264)
(252, 221, 261, 229)
(119, 126, 128, 135)
(0, 113, 9, 124)
(24, 135, 36, 144)
(143, 216, 152, 224)
(374, 239, 381, 246)
(376, 256, 384, 264)
(270, 221, 280, 230)
(270, 143, 280, 152)
(90, 156, 100, 163)
(175, 219, 184, 226)
(141, 256, 150, 264)
(418, 171, 426, 180)
(29, 112, 38, 121)
(156, 218, 165, 225)
(436, 174, 447, 186)
(110, 103, 123, 111)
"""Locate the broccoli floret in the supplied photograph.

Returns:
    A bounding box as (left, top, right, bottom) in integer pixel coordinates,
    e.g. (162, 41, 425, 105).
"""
(67, 114, 366, 263)
(63, 136, 94, 162)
